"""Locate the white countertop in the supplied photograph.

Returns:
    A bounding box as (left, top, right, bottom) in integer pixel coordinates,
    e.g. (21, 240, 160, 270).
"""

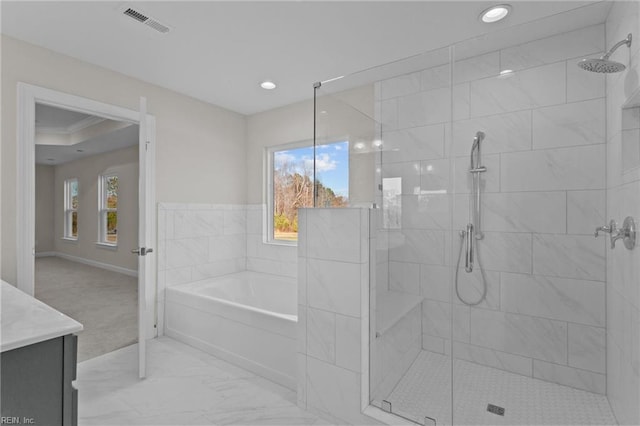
(1, 281, 83, 352)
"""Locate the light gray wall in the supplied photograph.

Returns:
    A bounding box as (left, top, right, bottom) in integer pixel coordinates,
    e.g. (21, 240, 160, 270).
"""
(246, 98, 314, 205)
(53, 146, 139, 271)
(246, 85, 376, 206)
(605, 2, 640, 424)
(1, 35, 247, 285)
(35, 165, 55, 253)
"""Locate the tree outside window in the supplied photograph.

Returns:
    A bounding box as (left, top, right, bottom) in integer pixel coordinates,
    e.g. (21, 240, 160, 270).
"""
(270, 141, 349, 242)
(64, 178, 78, 239)
(99, 174, 118, 245)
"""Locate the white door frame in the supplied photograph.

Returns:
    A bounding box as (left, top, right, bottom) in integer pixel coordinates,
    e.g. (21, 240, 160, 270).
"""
(16, 83, 157, 341)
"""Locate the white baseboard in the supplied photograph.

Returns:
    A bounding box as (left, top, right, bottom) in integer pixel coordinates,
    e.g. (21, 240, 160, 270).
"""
(35, 251, 57, 258)
(41, 252, 138, 277)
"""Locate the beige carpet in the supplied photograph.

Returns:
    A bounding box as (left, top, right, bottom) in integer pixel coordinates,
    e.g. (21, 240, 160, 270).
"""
(35, 256, 138, 362)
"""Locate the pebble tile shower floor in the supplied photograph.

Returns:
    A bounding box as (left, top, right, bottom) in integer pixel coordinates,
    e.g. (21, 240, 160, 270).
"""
(385, 351, 617, 425)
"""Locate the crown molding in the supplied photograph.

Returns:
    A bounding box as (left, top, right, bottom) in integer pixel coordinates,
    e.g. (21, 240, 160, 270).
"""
(36, 115, 106, 135)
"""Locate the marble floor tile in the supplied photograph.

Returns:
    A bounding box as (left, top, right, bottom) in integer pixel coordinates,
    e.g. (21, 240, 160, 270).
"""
(76, 337, 332, 426)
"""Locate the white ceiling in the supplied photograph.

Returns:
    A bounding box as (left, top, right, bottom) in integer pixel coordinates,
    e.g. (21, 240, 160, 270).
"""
(35, 104, 138, 165)
(2, 1, 611, 115)
(36, 124, 139, 165)
(35, 104, 93, 129)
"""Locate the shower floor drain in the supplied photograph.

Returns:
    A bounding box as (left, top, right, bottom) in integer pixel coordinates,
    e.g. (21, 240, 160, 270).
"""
(487, 404, 505, 416)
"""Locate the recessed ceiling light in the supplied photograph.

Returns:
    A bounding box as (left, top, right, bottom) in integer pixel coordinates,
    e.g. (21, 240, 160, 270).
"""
(499, 69, 514, 77)
(480, 4, 511, 23)
(260, 81, 276, 90)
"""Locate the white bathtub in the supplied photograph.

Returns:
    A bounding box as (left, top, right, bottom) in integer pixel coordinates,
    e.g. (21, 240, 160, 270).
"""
(165, 271, 297, 389)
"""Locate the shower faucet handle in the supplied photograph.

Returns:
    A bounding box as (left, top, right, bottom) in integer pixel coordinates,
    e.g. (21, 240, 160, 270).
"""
(594, 220, 616, 237)
(610, 217, 636, 250)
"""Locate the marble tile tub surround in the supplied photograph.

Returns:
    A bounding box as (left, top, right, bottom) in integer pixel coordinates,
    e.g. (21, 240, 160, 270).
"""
(157, 203, 296, 335)
(375, 24, 608, 395)
(605, 1, 640, 424)
(297, 208, 378, 425)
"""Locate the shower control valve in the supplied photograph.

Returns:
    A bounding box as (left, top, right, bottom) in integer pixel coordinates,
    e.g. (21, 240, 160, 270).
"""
(595, 218, 636, 250)
(611, 217, 636, 250)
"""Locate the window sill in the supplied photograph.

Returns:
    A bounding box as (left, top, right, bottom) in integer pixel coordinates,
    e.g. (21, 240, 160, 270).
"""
(61, 237, 78, 243)
(95, 242, 118, 250)
(265, 239, 297, 247)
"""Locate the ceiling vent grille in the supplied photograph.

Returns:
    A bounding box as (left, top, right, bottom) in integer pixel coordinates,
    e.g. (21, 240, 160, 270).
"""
(123, 7, 148, 23)
(122, 7, 171, 34)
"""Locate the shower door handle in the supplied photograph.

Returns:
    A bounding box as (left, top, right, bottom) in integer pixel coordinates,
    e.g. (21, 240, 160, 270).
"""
(465, 223, 474, 273)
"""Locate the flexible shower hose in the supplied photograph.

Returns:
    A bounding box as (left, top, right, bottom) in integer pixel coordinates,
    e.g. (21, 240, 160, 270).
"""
(454, 230, 488, 306)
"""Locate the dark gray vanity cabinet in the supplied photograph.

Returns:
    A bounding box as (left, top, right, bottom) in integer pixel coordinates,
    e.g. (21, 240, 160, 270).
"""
(1, 334, 78, 426)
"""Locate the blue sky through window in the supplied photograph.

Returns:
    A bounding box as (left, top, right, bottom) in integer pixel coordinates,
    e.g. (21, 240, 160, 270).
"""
(274, 141, 349, 197)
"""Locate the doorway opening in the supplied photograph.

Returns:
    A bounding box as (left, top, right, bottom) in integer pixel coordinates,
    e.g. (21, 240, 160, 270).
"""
(17, 83, 156, 377)
(34, 103, 140, 361)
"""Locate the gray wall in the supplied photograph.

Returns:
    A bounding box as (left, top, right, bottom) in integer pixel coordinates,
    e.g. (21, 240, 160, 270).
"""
(52, 146, 139, 272)
(35, 165, 55, 253)
(1, 35, 247, 285)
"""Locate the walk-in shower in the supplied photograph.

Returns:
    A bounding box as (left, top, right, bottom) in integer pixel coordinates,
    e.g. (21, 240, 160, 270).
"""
(455, 131, 487, 306)
(314, 7, 632, 425)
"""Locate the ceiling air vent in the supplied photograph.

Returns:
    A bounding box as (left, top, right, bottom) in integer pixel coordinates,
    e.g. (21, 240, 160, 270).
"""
(123, 7, 148, 23)
(122, 7, 171, 34)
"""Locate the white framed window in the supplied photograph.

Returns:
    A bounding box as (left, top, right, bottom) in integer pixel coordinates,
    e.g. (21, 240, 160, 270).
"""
(266, 140, 349, 243)
(98, 173, 119, 246)
(63, 178, 78, 240)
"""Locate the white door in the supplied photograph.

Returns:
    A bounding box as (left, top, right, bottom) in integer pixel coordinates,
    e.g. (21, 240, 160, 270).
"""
(135, 97, 154, 379)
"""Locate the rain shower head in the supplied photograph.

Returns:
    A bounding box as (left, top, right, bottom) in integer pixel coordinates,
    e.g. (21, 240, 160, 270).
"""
(578, 58, 627, 73)
(578, 33, 632, 73)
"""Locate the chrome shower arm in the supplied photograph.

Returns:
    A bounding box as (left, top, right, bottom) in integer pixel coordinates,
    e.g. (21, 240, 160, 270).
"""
(603, 34, 632, 60)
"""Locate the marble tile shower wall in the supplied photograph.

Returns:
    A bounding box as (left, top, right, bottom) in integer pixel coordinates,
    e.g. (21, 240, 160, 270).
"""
(297, 208, 372, 425)
(376, 24, 608, 394)
(605, 2, 640, 424)
(157, 203, 296, 334)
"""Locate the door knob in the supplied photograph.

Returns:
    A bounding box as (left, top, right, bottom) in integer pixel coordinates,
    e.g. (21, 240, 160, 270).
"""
(132, 247, 154, 256)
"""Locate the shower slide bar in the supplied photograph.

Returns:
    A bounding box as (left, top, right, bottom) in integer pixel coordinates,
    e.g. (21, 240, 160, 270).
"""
(463, 131, 486, 273)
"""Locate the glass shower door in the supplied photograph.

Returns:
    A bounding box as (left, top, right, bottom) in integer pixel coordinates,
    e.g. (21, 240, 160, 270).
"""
(369, 46, 455, 425)
(314, 45, 457, 425)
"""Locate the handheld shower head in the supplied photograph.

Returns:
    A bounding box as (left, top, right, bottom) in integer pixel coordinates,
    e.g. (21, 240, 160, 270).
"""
(471, 131, 485, 152)
(470, 131, 486, 172)
(578, 33, 632, 73)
